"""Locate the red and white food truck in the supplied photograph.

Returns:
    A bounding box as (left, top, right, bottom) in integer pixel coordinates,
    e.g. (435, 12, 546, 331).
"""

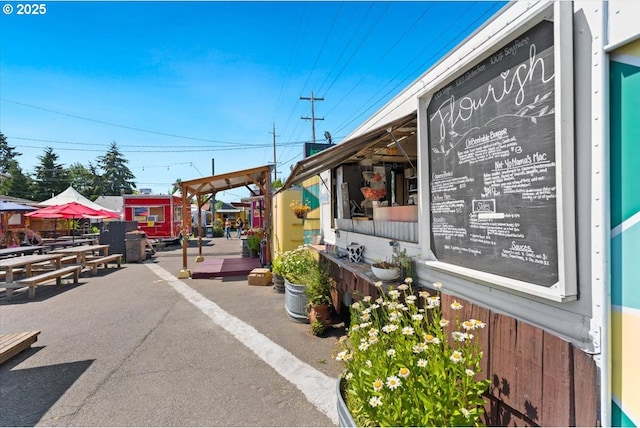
(123, 195, 188, 242)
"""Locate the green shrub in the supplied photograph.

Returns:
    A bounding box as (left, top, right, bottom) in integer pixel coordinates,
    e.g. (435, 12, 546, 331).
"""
(279, 245, 317, 284)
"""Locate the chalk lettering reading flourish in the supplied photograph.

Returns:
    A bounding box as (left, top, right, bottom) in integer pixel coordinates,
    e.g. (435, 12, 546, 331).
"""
(430, 44, 554, 142)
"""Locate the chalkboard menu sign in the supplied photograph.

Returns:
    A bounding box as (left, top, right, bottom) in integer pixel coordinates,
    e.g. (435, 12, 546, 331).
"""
(427, 21, 558, 287)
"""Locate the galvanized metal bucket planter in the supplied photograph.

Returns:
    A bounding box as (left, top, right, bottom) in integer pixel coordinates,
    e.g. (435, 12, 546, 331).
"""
(284, 278, 309, 323)
(337, 377, 357, 427)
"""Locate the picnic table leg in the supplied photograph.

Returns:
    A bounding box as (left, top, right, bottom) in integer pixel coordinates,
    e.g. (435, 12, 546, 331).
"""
(55, 256, 62, 285)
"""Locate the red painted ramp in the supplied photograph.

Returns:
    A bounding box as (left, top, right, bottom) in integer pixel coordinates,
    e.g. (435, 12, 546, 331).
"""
(191, 257, 262, 279)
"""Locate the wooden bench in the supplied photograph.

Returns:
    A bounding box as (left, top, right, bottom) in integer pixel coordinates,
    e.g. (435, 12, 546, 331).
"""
(0, 331, 40, 364)
(84, 253, 123, 276)
(12, 265, 82, 299)
(60, 255, 79, 264)
(0, 268, 25, 280)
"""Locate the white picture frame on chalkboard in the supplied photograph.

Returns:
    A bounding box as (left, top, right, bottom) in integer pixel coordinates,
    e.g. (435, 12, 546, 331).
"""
(417, 2, 577, 302)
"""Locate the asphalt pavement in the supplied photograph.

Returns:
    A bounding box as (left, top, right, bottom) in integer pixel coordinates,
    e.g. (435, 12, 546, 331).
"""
(0, 237, 346, 427)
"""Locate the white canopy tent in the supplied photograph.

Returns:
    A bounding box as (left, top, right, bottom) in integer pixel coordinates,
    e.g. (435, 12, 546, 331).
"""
(41, 186, 117, 213)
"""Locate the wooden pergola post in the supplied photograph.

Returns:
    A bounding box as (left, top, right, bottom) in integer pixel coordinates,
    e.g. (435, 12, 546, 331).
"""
(177, 183, 191, 279)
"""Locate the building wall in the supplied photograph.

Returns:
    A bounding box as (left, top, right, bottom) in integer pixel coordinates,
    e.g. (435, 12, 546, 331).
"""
(609, 38, 640, 427)
(271, 188, 303, 257)
(301, 176, 321, 244)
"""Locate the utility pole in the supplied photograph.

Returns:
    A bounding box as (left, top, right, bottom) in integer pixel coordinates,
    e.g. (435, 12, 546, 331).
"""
(300, 91, 324, 144)
(268, 123, 280, 182)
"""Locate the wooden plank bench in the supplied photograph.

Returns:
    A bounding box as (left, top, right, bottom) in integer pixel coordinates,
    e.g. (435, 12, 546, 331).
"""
(84, 253, 123, 276)
(0, 331, 41, 365)
(0, 268, 25, 280)
(60, 255, 79, 264)
(13, 265, 82, 299)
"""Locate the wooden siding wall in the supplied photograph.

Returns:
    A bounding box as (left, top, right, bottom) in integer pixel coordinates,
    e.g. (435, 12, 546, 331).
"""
(323, 256, 599, 427)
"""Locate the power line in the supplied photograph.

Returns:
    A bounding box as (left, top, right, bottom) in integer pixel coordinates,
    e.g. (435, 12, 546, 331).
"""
(2, 98, 242, 146)
(9, 136, 307, 152)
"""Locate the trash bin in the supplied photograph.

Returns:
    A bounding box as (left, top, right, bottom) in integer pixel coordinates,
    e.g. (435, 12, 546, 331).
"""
(125, 231, 146, 263)
(206, 225, 213, 238)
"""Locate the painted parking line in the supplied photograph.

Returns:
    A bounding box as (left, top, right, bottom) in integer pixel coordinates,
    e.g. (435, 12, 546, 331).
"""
(146, 262, 339, 425)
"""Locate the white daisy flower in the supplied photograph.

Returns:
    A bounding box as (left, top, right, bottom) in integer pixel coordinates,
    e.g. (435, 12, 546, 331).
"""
(402, 326, 415, 336)
(386, 376, 402, 390)
(369, 396, 383, 407)
(417, 358, 428, 368)
(450, 351, 464, 363)
(451, 300, 463, 310)
(398, 367, 410, 378)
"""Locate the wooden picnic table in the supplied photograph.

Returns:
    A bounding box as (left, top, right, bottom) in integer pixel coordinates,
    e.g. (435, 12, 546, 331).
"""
(0, 246, 49, 259)
(50, 244, 110, 265)
(0, 253, 63, 283)
(44, 238, 96, 250)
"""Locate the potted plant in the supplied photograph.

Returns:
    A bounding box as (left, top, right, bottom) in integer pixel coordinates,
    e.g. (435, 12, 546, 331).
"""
(271, 253, 285, 293)
(246, 228, 263, 258)
(387, 241, 415, 280)
(279, 245, 318, 323)
(392, 248, 415, 280)
(304, 264, 334, 333)
(289, 199, 311, 219)
(371, 259, 400, 281)
(335, 279, 490, 427)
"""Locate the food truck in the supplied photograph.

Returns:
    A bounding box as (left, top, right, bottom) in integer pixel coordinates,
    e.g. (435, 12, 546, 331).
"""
(123, 194, 187, 242)
(281, 1, 640, 425)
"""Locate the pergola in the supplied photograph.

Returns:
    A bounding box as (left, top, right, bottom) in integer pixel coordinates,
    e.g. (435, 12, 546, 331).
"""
(177, 165, 273, 278)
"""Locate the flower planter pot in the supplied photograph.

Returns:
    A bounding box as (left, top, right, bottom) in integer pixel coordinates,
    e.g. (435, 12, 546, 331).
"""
(273, 273, 285, 293)
(337, 378, 357, 427)
(309, 303, 331, 328)
(284, 279, 309, 323)
(371, 265, 399, 281)
(249, 249, 259, 258)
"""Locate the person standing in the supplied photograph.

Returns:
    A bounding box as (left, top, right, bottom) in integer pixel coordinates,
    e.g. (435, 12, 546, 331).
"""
(236, 218, 243, 239)
(224, 218, 231, 239)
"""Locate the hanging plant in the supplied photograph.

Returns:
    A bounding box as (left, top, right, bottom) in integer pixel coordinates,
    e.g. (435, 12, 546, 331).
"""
(289, 200, 311, 218)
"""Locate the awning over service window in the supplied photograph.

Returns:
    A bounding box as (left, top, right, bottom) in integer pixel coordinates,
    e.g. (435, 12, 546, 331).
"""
(282, 112, 417, 190)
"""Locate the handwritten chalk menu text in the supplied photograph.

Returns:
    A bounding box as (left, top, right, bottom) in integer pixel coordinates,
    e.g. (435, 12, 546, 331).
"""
(427, 21, 559, 287)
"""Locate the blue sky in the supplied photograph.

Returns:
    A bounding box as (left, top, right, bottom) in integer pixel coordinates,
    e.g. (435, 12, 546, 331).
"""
(1, 1, 505, 201)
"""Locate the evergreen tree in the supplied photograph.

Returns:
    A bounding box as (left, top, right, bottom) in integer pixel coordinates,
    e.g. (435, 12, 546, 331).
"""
(33, 147, 69, 201)
(0, 163, 34, 199)
(0, 132, 21, 174)
(68, 162, 96, 199)
(87, 162, 103, 200)
(172, 178, 182, 195)
(96, 141, 135, 195)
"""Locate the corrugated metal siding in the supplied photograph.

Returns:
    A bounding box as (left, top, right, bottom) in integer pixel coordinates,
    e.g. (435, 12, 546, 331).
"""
(334, 219, 418, 243)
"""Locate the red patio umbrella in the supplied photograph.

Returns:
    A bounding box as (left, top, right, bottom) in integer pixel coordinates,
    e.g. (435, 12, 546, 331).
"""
(25, 202, 109, 219)
(25, 202, 113, 239)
